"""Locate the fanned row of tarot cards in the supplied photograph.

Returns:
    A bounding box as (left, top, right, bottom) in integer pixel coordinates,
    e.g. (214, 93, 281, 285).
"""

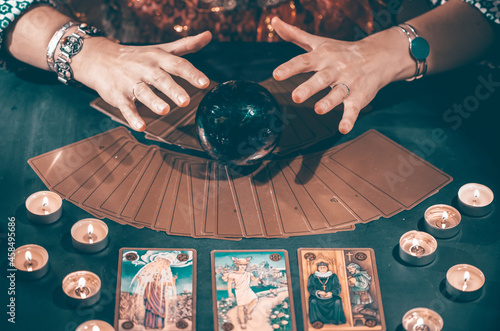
(115, 248, 385, 331)
(28, 127, 452, 239)
(90, 73, 346, 157)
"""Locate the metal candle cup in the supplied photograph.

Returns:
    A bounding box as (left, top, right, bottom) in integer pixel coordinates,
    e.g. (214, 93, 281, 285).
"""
(458, 183, 494, 217)
(424, 204, 461, 238)
(62, 271, 101, 307)
(445, 264, 485, 301)
(399, 231, 437, 266)
(25, 191, 62, 224)
(402, 308, 443, 331)
(71, 219, 108, 253)
(76, 320, 114, 331)
(12, 244, 49, 280)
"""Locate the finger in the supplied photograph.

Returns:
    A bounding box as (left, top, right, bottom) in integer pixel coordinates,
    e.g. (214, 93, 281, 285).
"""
(313, 84, 348, 115)
(273, 53, 317, 81)
(292, 71, 334, 103)
(160, 31, 212, 56)
(159, 54, 210, 89)
(271, 17, 316, 51)
(133, 81, 172, 114)
(338, 100, 361, 134)
(147, 71, 192, 107)
(117, 100, 146, 132)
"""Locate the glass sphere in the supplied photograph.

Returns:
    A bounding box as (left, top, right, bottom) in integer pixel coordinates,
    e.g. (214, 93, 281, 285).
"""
(195, 80, 282, 165)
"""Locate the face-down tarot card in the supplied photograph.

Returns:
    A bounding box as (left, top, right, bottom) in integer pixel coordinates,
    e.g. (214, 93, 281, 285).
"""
(211, 250, 296, 331)
(297, 248, 385, 331)
(115, 248, 196, 330)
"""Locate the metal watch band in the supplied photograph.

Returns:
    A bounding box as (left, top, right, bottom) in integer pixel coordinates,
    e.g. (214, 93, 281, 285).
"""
(46, 21, 78, 72)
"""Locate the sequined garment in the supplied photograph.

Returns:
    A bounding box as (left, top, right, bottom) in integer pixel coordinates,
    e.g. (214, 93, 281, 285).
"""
(58, 0, 392, 43)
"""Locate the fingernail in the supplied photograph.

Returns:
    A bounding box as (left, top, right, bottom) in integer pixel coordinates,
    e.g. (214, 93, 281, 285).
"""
(294, 90, 304, 102)
(178, 95, 188, 106)
(315, 104, 326, 114)
(157, 103, 169, 114)
(198, 77, 209, 87)
(274, 70, 283, 79)
(135, 121, 144, 130)
(340, 122, 351, 134)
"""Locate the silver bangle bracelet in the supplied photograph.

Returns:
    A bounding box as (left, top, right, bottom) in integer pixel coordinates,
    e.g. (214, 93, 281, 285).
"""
(395, 23, 430, 81)
(46, 21, 78, 72)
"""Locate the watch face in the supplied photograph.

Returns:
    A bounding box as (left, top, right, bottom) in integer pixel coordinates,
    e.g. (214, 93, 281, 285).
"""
(60, 35, 83, 56)
(410, 37, 430, 60)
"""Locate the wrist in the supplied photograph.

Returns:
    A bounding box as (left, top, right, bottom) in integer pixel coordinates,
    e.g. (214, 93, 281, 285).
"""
(359, 27, 417, 85)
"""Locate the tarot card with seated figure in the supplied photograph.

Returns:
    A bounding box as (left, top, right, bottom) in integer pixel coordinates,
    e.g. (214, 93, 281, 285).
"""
(297, 248, 386, 331)
(115, 248, 196, 331)
(211, 250, 296, 331)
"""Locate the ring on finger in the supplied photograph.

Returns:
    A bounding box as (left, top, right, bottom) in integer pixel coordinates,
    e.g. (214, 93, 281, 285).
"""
(331, 83, 351, 98)
(132, 81, 146, 101)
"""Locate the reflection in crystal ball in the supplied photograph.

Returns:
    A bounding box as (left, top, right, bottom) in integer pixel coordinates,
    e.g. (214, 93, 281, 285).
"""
(195, 80, 282, 165)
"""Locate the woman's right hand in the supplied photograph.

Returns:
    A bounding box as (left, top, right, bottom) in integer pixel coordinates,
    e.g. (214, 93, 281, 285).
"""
(72, 31, 213, 131)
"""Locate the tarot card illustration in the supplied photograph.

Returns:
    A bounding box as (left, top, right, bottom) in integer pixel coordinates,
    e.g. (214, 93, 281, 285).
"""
(297, 248, 385, 330)
(115, 248, 196, 330)
(211, 250, 295, 331)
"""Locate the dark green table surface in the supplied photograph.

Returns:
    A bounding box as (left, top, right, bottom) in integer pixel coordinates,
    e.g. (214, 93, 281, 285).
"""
(1, 42, 499, 331)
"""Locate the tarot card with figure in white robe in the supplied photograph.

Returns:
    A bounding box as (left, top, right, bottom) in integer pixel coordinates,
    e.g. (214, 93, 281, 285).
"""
(211, 250, 296, 331)
(115, 248, 196, 330)
(297, 248, 386, 331)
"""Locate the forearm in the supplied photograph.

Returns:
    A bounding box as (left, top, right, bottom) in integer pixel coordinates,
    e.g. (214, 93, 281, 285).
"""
(363, 0, 496, 84)
(5, 5, 72, 70)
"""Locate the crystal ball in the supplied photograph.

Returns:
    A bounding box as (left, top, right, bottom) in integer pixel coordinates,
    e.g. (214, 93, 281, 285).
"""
(195, 80, 282, 165)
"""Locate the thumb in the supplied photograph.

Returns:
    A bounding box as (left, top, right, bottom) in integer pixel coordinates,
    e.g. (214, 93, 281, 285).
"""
(271, 17, 317, 52)
(159, 31, 212, 56)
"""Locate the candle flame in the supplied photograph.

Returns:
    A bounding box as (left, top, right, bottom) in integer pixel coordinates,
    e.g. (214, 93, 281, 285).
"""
(442, 211, 448, 220)
(88, 224, 94, 244)
(92, 326, 100, 331)
(42, 196, 50, 215)
(463, 271, 470, 291)
(25, 251, 33, 272)
(77, 277, 87, 298)
(416, 318, 424, 326)
(78, 277, 86, 288)
(474, 189, 480, 199)
(411, 238, 420, 247)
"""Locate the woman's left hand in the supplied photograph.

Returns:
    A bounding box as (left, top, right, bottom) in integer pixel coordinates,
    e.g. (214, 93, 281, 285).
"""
(271, 17, 409, 134)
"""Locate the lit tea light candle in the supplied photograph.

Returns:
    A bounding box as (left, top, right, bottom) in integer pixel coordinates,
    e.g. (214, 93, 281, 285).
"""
(399, 231, 437, 266)
(75, 320, 114, 331)
(12, 244, 49, 280)
(402, 308, 443, 331)
(25, 191, 62, 224)
(71, 219, 108, 253)
(446, 264, 485, 301)
(62, 271, 101, 307)
(458, 183, 494, 217)
(424, 204, 461, 239)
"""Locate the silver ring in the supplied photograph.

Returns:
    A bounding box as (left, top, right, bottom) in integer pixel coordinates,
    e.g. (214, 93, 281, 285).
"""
(131, 81, 144, 101)
(331, 83, 351, 98)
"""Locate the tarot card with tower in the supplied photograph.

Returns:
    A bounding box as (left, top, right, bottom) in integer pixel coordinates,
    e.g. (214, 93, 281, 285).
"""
(115, 248, 196, 330)
(211, 250, 296, 331)
(297, 248, 386, 331)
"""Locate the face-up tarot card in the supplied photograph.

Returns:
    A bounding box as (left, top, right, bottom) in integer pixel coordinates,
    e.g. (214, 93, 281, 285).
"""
(297, 248, 385, 331)
(211, 250, 296, 331)
(115, 248, 197, 330)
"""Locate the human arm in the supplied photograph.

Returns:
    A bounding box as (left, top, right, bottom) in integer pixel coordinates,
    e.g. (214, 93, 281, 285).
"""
(271, 0, 496, 134)
(3, 5, 211, 131)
